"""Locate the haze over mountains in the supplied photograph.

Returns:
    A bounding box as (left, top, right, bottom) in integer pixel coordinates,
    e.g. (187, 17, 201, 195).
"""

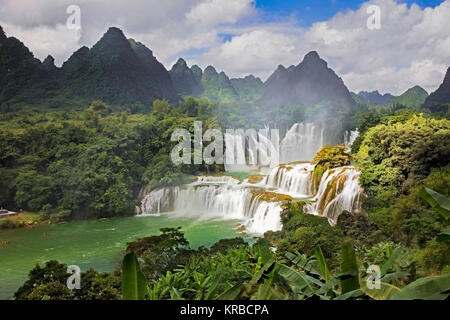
(1, 26, 449, 113)
(357, 91, 394, 106)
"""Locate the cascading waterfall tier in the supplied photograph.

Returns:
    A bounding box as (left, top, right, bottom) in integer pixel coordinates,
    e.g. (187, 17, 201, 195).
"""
(136, 163, 363, 233)
(263, 163, 315, 197)
(344, 129, 360, 149)
(224, 122, 356, 171)
(303, 166, 362, 225)
(135, 187, 173, 216)
(136, 182, 285, 234)
(280, 123, 325, 163)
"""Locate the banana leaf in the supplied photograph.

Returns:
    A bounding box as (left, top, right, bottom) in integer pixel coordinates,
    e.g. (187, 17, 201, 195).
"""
(390, 273, 450, 300)
(419, 187, 450, 221)
(334, 289, 365, 300)
(436, 227, 450, 242)
(122, 252, 149, 300)
(216, 283, 245, 300)
(360, 279, 401, 300)
(339, 245, 360, 294)
(277, 263, 316, 296)
(380, 247, 403, 277)
(314, 246, 330, 282)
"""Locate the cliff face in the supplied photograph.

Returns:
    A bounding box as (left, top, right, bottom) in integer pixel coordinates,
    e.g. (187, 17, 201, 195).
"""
(169, 58, 202, 97)
(424, 67, 450, 111)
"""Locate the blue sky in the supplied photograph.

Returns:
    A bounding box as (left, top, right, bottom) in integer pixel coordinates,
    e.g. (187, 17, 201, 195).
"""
(255, 0, 445, 26)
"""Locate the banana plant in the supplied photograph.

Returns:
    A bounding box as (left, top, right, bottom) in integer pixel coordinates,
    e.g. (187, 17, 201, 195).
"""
(337, 244, 360, 294)
(390, 273, 450, 300)
(419, 186, 450, 242)
(122, 252, 150, 300)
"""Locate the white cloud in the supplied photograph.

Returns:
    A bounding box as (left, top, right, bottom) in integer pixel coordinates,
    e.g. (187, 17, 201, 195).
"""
(193, 29, 301, 77)
(186, 0, 255, 26)
(0, 0, 449, 95)
(1, 22, 81, 65)
(194, 0, 450, 95)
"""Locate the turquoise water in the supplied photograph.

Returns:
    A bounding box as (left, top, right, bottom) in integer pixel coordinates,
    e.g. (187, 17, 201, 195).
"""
(0, 215, 250, 299)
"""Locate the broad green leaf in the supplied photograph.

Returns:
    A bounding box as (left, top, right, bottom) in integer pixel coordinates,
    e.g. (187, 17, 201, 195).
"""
(419, 187, 450, 221)
(334, 289, 364, 300)
(122, 252, 149, 300)
(381, 271, 410, 283)
(257, 239, 274, 265)
(316, 277, 339, 296)
(360, 279, 401, 300)
(250, 257, 275, 285)
(278, 263, 316, 296)
(335, 270, 358, 280)
(314, 246, 330, 282)
(285, 251, 320, 276)
(216, 284, 245, 300)
(436, 227, 450, 242)
(380, 247, 403, 277)
(339, 245, 360, 294)
(390, 273, 450, 300)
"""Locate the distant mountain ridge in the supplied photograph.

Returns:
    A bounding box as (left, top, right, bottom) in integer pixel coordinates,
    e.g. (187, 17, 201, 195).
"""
(1, 25, 370, 112)
(169, 59, 240, 102)
(0, 26, 179, 110)
(358, 90, 394, 106)
(259, 51, 356, 108)
(352, 86, 429, 110)
(170, 51, 356, 109)
(389, 85, 428, 109)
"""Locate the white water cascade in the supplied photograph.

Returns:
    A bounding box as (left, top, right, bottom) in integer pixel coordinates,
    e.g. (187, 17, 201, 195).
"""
(135, 187, 173, 216)
(136, 164, 363, 233)
(344, 129, 360, 148)
(137, 182, 284, 234)
(280, 123, 325, 163)
(304, 167, 362, 225)
(263, 163, 315, 197)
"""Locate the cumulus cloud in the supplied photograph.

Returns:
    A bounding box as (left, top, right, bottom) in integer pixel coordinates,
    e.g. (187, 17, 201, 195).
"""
(186, 0, 255, 26)
(0, 0, 449, 95)
(194, 0, 450, 95)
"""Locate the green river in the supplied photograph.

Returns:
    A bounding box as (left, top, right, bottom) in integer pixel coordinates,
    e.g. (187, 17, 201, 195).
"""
(0, 215, 250, 299)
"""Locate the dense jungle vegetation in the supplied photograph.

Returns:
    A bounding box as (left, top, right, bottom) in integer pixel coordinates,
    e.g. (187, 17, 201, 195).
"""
(8, 98, 450, 300)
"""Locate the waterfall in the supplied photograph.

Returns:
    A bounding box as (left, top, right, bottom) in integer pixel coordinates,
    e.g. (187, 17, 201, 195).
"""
(246, 195, 282, 234)
(224, 122, 349, 171)
(136, 183, 285, 234)
(280, 123, 325, 163)
(137, 120, 363, 234)
(223, 128, 277, 172)
(136, 187, 173, 216)
(304, 167, 362, 225)
(194, 176, 240, 185)
(263, 163, 315, 197)
(344, 129, 360, 148)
